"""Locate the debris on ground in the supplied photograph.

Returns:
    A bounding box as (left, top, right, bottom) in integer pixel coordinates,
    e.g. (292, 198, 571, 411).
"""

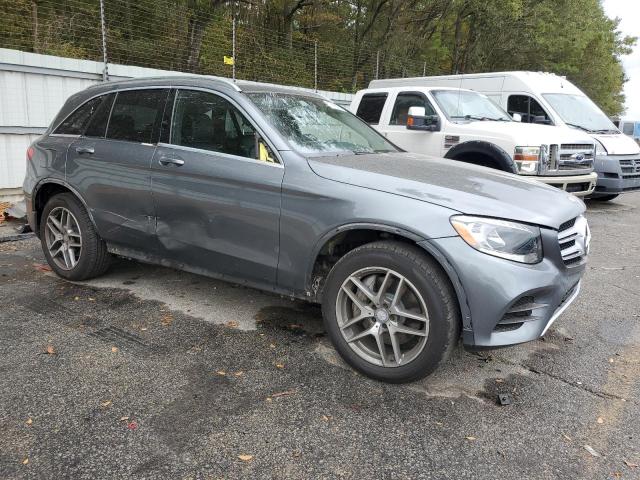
(583, 445, 602, 458)
(498, 393, 513, 406)
(238, 454, 253, 462)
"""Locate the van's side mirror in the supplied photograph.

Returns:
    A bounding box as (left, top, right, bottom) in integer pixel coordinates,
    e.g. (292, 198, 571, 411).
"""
(407, 106, 441, 132)
(511, 113, 522, 122)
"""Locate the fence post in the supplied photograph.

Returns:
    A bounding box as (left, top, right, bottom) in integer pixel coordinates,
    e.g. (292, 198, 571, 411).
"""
(99, 0, 108, 81)
(314, 40, 318, 92)
(423, 61, 426, 76)
(375, 50, 380, 79)
(232, 16, 236, 82)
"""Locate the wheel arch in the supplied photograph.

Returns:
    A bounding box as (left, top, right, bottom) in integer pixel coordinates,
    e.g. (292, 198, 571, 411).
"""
(444, 140, 517, 173)
(32, 179, 98, 236)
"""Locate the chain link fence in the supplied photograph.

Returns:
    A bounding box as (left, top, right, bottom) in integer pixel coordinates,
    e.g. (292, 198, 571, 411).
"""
(0, 0, 433, 92)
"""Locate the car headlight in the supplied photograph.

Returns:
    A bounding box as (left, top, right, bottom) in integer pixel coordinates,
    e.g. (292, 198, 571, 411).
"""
(594, 139, 607, 157)
(450, 215, 543, 264)
(514, 146, 542, 174)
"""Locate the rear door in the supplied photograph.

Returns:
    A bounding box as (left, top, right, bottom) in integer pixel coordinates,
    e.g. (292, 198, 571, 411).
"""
(150, 88, 284, 286)
(67, 88, 169, 249)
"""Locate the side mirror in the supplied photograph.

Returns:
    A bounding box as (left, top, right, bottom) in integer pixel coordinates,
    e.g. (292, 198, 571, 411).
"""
(407, 106, 441, 132)
(512, 113, 522, 122)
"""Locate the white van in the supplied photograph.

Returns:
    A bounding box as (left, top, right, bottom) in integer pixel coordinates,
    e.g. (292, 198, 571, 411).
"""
(350, 84, 597, 196)
(369, 72, 640, 201)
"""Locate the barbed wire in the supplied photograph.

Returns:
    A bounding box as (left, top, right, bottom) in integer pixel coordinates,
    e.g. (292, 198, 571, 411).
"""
(0, 0, 435, 92)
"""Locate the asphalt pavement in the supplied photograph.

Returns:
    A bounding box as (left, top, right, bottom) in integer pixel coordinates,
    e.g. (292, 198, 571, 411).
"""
(0, 195, 638, 479)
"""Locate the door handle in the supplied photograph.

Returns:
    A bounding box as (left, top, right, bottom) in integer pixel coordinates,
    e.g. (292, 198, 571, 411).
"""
(75, 146, 95, 154)
(158, 155, 185, 167)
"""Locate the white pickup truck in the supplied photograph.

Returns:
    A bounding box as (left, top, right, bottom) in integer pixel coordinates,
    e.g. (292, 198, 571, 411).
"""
(350, 83, 598, 196)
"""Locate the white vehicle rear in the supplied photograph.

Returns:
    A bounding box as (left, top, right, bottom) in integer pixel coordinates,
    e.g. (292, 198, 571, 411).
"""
(350, 84, 597, 196)
(370, 72, 640, 200)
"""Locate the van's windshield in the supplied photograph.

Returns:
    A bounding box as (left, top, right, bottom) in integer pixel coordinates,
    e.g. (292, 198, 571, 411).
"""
(542, 93, 618, 133)
(431, 90, 512, 122)
(247, 92, 398, 156)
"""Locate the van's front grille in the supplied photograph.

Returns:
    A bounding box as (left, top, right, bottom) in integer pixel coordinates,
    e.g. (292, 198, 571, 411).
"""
(619, 158, 640, 177)
(558, 143, 594, 171)
(557, 216, 590, 266)
(544, 144, 594, 174)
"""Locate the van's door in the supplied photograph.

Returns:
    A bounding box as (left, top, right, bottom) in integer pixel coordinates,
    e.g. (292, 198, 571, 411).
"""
(377, 91, 444, 157)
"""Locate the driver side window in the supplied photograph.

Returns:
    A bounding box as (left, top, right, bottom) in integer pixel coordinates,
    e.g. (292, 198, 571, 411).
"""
(390, 93, 436, 126)
(171, 90, 270, 161)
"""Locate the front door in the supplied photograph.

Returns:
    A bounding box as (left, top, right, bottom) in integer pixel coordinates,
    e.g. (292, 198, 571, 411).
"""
(151, 88, 284, 286)
(66, 88, 169, 249)
(381, 91, 443, 157)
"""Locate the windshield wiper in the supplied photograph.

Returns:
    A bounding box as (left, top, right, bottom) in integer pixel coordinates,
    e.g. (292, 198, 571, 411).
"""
(564, 122, 593, 133)
(452, 115, 509, 122)
(592, 129, 619, 134)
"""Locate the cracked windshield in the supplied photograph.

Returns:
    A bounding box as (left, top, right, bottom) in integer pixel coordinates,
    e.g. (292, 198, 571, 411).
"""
(247, 92, 397, 155)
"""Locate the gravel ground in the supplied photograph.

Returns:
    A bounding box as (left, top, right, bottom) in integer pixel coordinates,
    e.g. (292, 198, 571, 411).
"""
(0, 196, 638, 479)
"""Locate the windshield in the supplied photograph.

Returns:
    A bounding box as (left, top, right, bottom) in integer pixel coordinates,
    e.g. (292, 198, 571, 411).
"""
(431, 90, 511, 122)
(246, 92, 398, 156)
(542, 93, 618, 133)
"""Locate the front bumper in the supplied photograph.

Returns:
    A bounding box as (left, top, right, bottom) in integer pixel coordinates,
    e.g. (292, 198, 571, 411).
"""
(420, 227, 587, 348)
(534, 172, 597, 197)
(590, 154, 640, 197)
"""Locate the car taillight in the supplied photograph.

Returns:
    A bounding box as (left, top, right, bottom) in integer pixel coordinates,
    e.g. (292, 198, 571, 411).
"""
(27, 146, 35, 161)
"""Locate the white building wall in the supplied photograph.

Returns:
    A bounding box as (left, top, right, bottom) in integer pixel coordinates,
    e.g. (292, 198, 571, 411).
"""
(0, 48, 353, 191)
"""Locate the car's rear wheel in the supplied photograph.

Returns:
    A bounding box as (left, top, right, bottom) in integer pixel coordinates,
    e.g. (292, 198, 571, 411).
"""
(321, 240, 460, 383)
(40, 193, 111, 280)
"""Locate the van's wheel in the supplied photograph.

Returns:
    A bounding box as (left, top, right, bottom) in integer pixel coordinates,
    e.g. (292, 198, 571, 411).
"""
(40, 193, 111, 280)
(321, 240, 460, 383)
(590, 194, 619, 202)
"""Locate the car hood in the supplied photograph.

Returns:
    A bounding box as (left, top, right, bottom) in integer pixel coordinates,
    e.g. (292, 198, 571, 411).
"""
(453, 121, 594, 146)
(308, 152, 585, 230)
(592, 132, 640, 155)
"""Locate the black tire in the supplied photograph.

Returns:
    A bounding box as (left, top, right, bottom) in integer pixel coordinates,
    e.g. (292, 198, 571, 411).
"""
(40, 193, 111, 280)
(590, 194, 619, 202)
(321, 240, 460, 383)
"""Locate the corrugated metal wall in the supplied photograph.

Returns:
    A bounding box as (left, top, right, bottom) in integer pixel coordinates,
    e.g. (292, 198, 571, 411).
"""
(0, 48, 354, 191)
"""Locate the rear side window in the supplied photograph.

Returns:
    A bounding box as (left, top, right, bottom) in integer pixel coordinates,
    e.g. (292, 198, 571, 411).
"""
(107, 89, 167, 143)
(356, 93, 387, 124)
(54, 97, 103, 135)
(390, 92, 436, 125)
(170, 89, 258, 160)
(84, 94, 115, 138)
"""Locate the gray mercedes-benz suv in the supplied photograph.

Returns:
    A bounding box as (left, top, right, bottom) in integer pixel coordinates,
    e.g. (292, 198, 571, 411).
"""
(24, 77, 590, 383)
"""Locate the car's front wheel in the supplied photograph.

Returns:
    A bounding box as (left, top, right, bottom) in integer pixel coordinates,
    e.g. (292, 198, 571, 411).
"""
(40, 193, 111, 280)
(321, 240, 460, 383)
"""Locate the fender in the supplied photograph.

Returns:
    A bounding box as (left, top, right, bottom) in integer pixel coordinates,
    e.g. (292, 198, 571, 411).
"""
(31, 178, 100, 234)
(445, 140, 517, 174)
(304, 222, 427, 294)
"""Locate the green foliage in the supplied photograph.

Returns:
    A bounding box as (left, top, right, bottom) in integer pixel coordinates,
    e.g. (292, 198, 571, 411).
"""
(0, 0, 635, 114)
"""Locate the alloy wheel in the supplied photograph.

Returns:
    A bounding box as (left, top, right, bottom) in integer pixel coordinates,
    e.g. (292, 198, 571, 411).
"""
(45, 206, 83, 270)
(336, 267, 429, 367)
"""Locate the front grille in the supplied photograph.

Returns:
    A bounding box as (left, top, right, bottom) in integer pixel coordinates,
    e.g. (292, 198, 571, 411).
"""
(557, 143, 594, 171)
(557, 216, 590, 267)
(559, 218, 576, 232)
(619, 158, 640, 177)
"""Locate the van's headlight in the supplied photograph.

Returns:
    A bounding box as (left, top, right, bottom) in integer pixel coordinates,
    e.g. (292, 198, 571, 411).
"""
(450, 215, 543, 264)
(514, 146, 541, 174)
(594, 140, 607, 157)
